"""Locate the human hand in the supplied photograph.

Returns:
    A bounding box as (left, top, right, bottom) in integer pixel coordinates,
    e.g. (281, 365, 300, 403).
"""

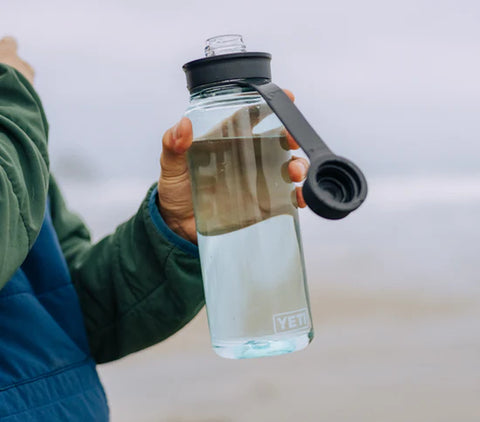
(158, 90, 309, 244)
(0, 37, 34, 86)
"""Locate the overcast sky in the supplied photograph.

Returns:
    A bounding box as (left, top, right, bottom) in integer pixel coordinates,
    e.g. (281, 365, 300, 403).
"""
(1, 0, 479, 181)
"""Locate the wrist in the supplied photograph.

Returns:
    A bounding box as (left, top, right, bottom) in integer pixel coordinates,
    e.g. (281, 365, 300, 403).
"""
(155, 193, 197, 245)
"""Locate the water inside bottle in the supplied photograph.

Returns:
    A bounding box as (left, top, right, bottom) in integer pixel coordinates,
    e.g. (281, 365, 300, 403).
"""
(188, 135, 313, 358)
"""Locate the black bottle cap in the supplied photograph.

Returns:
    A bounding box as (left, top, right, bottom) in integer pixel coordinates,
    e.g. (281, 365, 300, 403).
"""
(302, 154, 368, 219)
(183, 52, 272, 93)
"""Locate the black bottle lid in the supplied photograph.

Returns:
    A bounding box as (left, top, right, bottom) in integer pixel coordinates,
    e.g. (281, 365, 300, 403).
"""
(183, 52, 272, 93)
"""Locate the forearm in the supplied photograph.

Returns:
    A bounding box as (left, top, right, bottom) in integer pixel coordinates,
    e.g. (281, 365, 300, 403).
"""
(0, 64, 49, 287)
(49, 179, 204, 363)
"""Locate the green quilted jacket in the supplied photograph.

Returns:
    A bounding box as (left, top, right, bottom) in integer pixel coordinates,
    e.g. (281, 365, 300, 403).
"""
(0, 63, 205, 363)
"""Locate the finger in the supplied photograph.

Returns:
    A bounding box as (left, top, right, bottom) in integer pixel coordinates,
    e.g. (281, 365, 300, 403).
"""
(160, 117, 193, 178)
(285, 130, 300, 150)
(256, 127, 284, 138)
(0, 36, 18, 52)
(257, 89, 299, 149)
(205, 103, 273, 139)
(256, 127, 297, 151)
(281, 90, 300, 149)
(242, 88, 296, 128)
(283, 89, 295, 102)
(296, 186, 307, 208)
(248, 88, 295, 129)
(203, 88, 296, 140)
(288, 156, 309, 183)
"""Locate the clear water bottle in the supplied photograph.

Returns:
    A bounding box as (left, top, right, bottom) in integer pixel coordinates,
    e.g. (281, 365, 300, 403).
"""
(182, 35, 367, 359)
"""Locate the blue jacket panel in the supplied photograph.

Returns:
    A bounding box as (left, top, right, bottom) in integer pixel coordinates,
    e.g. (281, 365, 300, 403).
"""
(0, 207, 109, 421)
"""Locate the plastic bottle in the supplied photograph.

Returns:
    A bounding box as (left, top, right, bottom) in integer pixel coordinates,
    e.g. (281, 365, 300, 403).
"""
(182, 35, 367, 359)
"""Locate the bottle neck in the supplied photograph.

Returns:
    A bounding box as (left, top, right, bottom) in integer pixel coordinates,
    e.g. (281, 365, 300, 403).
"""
(204, 35, 246, 57)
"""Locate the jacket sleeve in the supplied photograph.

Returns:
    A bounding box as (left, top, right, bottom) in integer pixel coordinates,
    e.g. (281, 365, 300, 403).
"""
(48, 177, 205, 364)
(0, 64, 50, 289)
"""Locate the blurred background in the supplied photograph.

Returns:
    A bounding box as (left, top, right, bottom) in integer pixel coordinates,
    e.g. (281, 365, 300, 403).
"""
(2, 0, 479, 420)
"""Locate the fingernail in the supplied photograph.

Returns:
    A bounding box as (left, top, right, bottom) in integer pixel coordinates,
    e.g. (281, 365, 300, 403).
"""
(172, 123, 179, 141)
(281, 161, 290, 182)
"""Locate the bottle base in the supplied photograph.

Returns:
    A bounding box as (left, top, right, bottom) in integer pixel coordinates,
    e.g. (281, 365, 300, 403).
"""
(212, 330, 313, 359)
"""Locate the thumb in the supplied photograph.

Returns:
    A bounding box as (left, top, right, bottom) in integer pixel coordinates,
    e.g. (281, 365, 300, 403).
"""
(160, 117, 193, 178)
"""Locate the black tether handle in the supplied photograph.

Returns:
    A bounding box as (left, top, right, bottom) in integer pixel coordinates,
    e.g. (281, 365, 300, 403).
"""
(240, 81, 368, 219)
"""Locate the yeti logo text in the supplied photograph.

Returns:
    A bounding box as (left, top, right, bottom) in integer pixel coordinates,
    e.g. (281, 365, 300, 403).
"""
(273, 309, 309, 333)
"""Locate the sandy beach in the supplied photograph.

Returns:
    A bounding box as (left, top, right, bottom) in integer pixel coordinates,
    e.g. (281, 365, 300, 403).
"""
(98, 286, 480, 422)
(59, 177, 480, 421)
